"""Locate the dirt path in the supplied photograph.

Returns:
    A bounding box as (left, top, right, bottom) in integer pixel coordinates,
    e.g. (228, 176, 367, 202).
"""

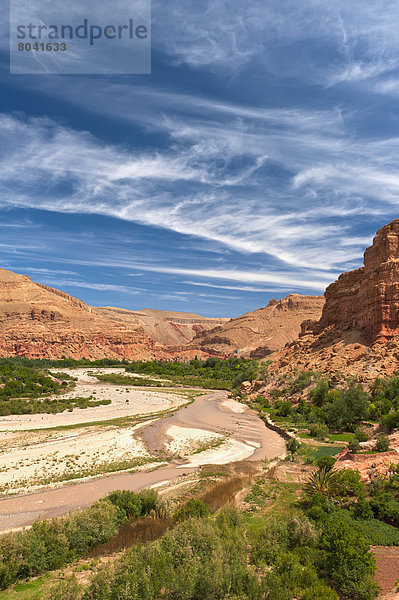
(373, 546, 399, 598)
(0, 390, 285, 532)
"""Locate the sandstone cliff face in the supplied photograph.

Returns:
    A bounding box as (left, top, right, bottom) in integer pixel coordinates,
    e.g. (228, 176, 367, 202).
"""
(266, 219, 399, 383)
(97, 306, 228, 346)
(0, 269, 168, 360)
(189, 294, 324, 357)
(315, 219, 399, 344)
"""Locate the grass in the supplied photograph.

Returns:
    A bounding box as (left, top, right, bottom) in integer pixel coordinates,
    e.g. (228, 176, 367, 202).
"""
(336, 511, 399, 546)
(328, 433, 355, 442)
(0, 577, 51, 600)
(298, 442, 344, 464)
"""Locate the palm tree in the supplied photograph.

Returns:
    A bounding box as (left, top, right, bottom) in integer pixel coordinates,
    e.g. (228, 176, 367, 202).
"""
(304, 468, 339, 498)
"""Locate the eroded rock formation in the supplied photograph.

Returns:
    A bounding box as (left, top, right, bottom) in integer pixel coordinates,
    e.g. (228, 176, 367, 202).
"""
(0, 269, 168, 360)
(189, 294, 325, 357)
(313, 220, 399, 344)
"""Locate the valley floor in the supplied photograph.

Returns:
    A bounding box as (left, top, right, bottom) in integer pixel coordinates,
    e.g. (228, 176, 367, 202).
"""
(0, 368, 285, 530)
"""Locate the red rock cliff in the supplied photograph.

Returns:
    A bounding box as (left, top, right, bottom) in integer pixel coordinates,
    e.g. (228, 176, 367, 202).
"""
(316, 219, 399, 344)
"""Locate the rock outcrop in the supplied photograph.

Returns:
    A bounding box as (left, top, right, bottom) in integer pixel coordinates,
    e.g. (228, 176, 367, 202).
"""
(314, 219, 399, 344)
(97, 306, 228, 346)
(188, 294, 325, 357)
(267, 219, 399, 382)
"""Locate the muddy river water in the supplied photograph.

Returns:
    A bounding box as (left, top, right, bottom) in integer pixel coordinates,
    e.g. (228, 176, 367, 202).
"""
(0, 389, 285, 532)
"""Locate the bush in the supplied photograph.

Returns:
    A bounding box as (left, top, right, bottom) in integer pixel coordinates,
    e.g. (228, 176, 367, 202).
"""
(323, 516, 380, 599)
(355, 427, 369, 442)
(287, 437, 301, 457)
(308, 423, 329, 440)
(316, 456, 336, 471)
(348, 438, 361, 454)
(107, 490, 142, 521)
(174, 498, 210, 521)
(0, 491, 155, 590)
(375, 434, 390, 452)
(380, 411, 399, 432)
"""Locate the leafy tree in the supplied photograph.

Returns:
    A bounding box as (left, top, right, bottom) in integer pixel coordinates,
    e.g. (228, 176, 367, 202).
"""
(309, 379, 330, 406)
(325, 385, 369, 431)
(323, 516, 380, 599)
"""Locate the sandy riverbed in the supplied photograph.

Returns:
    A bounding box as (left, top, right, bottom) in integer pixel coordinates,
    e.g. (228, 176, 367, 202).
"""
(0, 369, 286, 524)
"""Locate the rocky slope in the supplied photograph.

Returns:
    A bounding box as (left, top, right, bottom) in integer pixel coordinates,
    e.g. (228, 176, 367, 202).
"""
(188, 294, 325, 357)
(97, 306, 228, 346)
(0, 268, 170, 360)
(267, 219, 399, 382)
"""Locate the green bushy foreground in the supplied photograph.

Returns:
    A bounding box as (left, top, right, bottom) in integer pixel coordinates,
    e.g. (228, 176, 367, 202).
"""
(51, 509, 339, 600)
(0, 490, 162, 590)
(2, 462, 395, 600)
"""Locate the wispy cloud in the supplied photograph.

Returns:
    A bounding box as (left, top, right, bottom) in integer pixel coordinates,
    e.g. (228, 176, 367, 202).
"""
(0, 110, 395, 279)
(37, 277, 141, 294)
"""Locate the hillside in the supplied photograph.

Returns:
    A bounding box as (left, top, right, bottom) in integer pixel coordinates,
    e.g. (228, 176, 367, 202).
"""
(0, 268, 168, 360)
(97, 306, 228, 346)
(189, 294, 325, 357)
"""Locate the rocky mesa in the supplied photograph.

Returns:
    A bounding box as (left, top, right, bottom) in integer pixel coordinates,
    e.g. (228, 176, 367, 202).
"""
(270, 219, 399, 381)
(189, 294, 325, 357)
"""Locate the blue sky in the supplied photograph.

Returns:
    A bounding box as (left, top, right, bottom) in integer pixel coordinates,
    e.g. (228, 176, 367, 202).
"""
(1, 1, 399, 317)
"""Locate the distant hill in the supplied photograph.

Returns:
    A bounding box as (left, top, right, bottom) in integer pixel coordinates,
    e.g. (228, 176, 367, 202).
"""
(188, 294, 325, 357)
(97, 306, 228, 346)
(0, 268, 167, 360)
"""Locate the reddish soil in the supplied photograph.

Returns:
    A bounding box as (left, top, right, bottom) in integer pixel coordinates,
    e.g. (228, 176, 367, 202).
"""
(372, 546, 399, 598)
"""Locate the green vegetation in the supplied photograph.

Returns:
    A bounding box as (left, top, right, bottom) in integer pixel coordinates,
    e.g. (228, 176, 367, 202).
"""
(0, 459, 393, 600)
(0, 490, 164, 590)
(0, 396, 111, 416)
(265, 370, 399, 434)
(126, 357, 266, 391)
(375, 433, 390, 452)
(0, 364, 111, 415)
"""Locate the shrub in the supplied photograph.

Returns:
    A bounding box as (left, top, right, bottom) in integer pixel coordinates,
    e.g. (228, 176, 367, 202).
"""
(348, 438, 361, 454)
(316, 456, 336, 471)
(380, 411, 399, 432)
(308, 423, 329, 440)
(375, 434, 390, 452)
(323, 516, 380, 599)
(287, 437, 301, 457)
(355, 427, 369, 442)
(107, 490, 142, 521)
(174, 498, 210, 521)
